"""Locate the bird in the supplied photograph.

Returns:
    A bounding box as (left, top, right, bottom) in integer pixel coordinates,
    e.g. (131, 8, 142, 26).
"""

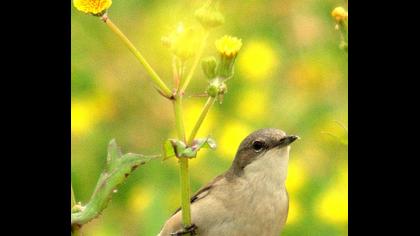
(158, 128, 299, 236)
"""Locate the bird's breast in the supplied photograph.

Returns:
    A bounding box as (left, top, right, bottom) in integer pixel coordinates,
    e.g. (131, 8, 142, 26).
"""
(237, 172, 289, 235)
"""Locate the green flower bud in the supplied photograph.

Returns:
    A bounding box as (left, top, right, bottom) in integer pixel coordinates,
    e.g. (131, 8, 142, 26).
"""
(207, 80, 219, 98)
(201, 57, 218, 79)
(194, 3, 225, 29)
(206, 78, 227, 99)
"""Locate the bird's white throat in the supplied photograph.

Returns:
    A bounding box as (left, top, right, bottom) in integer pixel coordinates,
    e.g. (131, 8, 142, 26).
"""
(242, 146, 290, 188)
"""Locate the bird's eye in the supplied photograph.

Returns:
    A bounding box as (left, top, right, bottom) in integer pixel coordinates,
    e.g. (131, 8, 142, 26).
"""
(252, 141, 265, 152)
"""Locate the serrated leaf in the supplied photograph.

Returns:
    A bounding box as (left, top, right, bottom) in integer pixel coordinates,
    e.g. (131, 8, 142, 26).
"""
(71, 139, 159, 226)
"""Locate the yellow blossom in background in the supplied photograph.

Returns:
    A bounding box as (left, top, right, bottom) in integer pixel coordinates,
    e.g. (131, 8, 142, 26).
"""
(73, 0, 112, 15)
(128, 186, 153, 214)
(215, 35, 243, 58)
(238, 41, 278, 80)
(287, 198, 302, 225)
(218, 121, 252, 158)
(71, 93, 115, 136)
(71, 100, 98, 136)
(316, 166, 348, 224)
(237, 89, 267, 120)
(164, 187, 181, 212)
(286, 158, 307, 193)
(331, 7, 348, 22)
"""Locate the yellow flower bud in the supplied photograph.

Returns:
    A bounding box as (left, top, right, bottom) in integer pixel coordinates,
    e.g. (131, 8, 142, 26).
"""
(331, 7, 348, 22)
(215, 35, 242, 79)
(73, 0, 112, 16)
(215, 35, 243, 58)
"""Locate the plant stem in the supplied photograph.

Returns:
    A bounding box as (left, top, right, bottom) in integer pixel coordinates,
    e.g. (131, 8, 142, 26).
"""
(180, 31, 209, 94)
(179, 158, 191, 228)
(71, 184, 81, 236)
(71, 184, 76, 208)
(102, 15, 173, 98)
(172, 96, 192, 233)
(187, 96, 216, 145)
(173, 96, 187, 142)
(173, 57, 181, 90)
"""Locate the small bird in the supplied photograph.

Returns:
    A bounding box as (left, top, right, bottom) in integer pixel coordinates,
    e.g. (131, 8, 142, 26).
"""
(159, 128, 299, 236)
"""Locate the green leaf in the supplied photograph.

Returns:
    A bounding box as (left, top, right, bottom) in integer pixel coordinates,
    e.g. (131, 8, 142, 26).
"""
(163, 139, 178, 160)
(163, 137, 217, 160)
(195, 137, 217, 149)
(172, 139, 187, 157)
(106, 139, 123, 171)
(71, 139, 159, 227)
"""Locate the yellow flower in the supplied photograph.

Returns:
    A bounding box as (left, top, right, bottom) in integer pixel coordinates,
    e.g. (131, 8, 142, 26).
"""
(331, 7, 348, 22)
(162, 23, 200, 61)
(73, 0, 112, 15)
(215, 35, 243, 79)
(238, 40, 278, 80)
(215, 35, 243, 58)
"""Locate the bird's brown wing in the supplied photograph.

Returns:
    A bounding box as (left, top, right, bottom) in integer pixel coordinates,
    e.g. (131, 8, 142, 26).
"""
(172, 173, 225, 216)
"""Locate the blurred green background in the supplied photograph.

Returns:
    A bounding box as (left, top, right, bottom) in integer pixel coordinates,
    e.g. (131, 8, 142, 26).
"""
(71, 0, 348, 235)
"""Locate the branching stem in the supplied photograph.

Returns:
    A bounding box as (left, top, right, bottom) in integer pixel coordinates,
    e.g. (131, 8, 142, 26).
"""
(102, 15, 173, 98)
(180, 31, 210, 95)
(187, 96, 216, 145)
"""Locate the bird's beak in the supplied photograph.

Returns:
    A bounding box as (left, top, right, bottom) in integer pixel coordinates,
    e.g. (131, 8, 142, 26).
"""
(276, 135, 300, 148)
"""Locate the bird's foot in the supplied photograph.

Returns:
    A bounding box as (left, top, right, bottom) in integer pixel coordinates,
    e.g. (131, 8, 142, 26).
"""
(170, 224, 197, 236)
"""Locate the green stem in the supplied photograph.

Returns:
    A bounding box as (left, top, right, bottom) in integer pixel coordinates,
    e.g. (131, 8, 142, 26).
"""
(173, 57, 181, 90)
(173, 97, 186, 142)
(179, 158, 191, 228)
(71, 184, 81, 236)
(187, 96, 216, 145)
(71, 184, 76, 208)
(172, 96, 192, 233)
(172, 97, 190, 223)
(180, 31, 209, 94)
(102, 15, 173, 98)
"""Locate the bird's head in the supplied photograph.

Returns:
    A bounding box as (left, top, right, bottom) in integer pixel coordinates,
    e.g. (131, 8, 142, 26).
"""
(229, 128, 299, 178)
